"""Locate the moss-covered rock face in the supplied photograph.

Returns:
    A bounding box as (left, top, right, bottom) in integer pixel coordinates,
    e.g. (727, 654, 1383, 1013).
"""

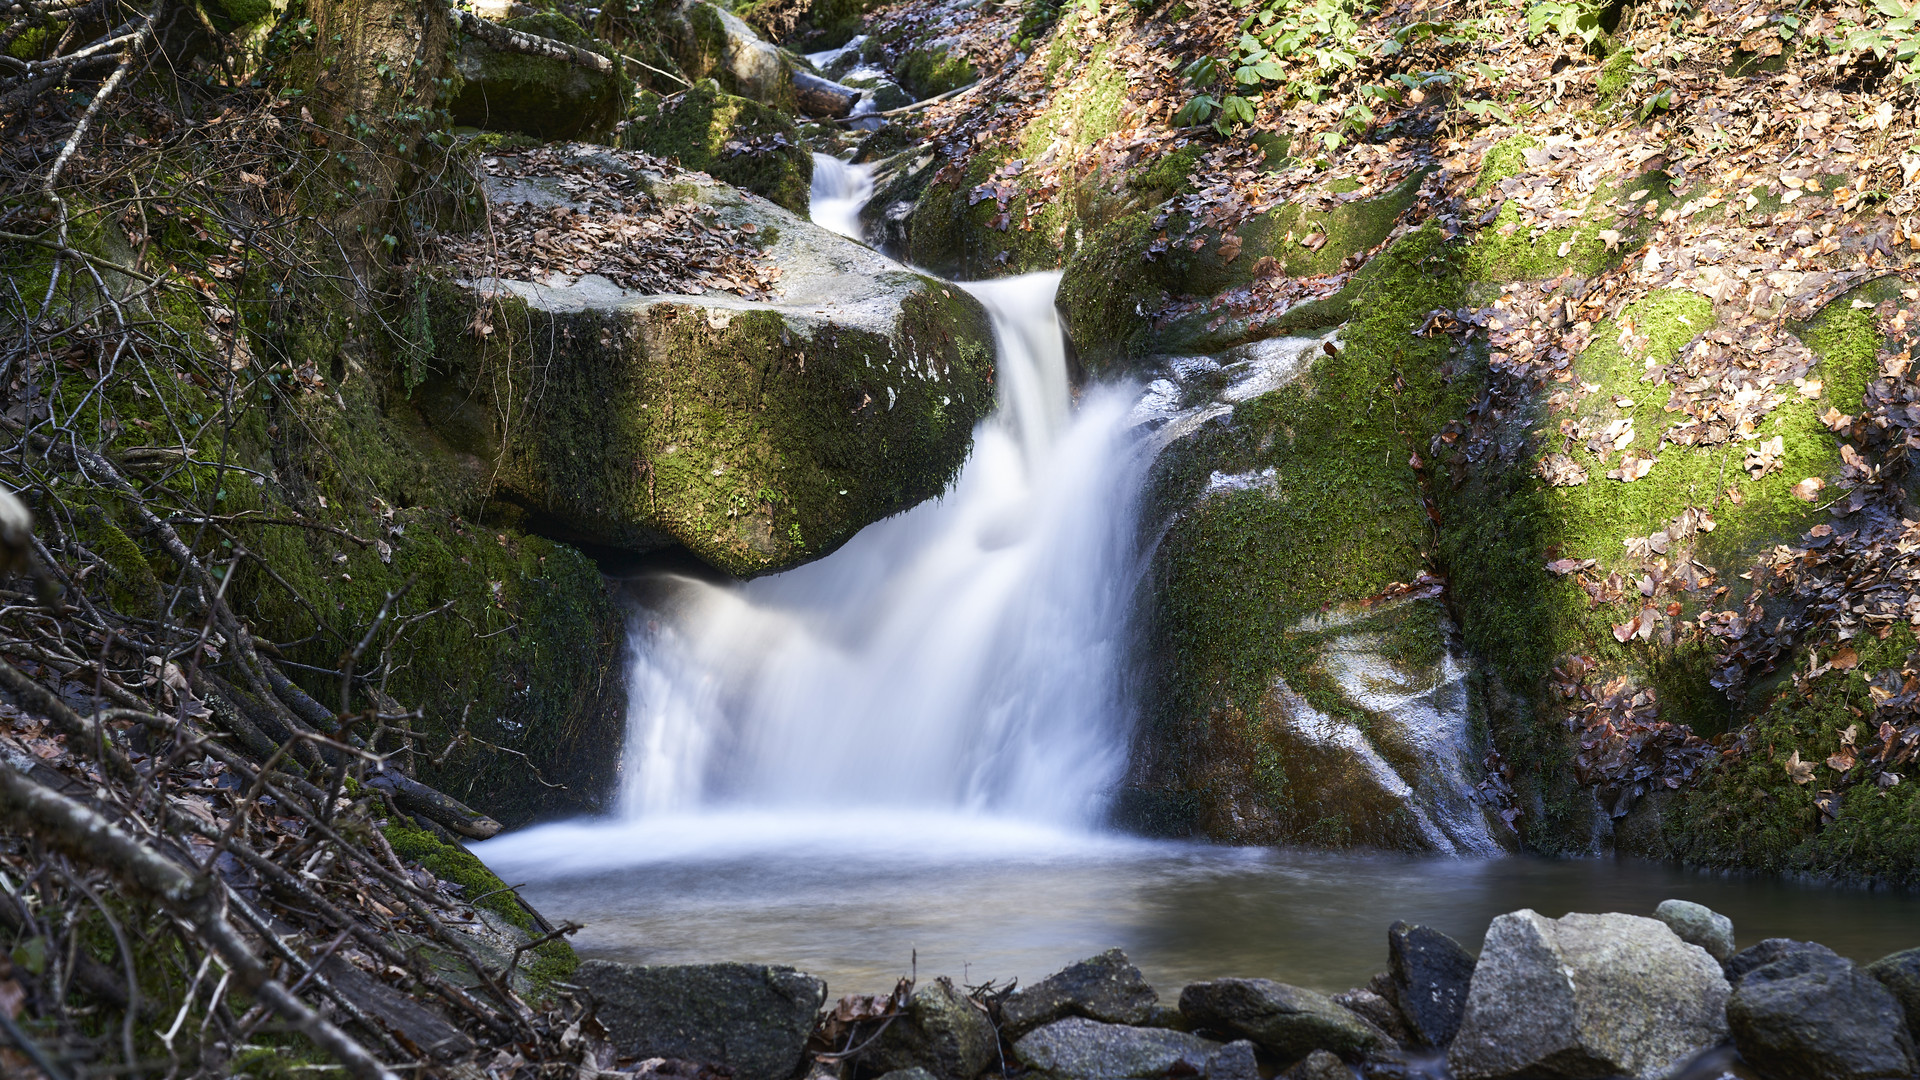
(1060, 168, 1429, 375)
(448, 13, 627, 141)
(1119, 228, 1504, 851)
(422, 149, 995, 577)
(1436, 279, 1875, 854)
(658, 0, 797, 109)
(622, 83, 812, 215)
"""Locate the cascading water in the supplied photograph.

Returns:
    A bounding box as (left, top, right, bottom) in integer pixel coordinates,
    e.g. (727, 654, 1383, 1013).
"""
(483, 171, 1151, 871)
(808, 153, 873, 242)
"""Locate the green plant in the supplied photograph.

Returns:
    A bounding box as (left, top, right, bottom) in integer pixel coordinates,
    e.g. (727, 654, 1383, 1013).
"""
(1829, 0, 1920, 84)
(1176, 0, 1487, 148)
(1525, 0, 1607, 44)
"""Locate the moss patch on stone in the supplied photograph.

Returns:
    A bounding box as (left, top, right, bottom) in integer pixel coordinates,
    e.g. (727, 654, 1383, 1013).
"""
(415, 270, 995, 577)
(1123, 226, 1477, 847)
(623, 83, 813, 214)
(448, 12, 627, 140)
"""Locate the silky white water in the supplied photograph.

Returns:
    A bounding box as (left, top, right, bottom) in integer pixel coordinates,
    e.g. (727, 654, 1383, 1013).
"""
(808, 153, 873, 241)
(482, 180, 1150, 872)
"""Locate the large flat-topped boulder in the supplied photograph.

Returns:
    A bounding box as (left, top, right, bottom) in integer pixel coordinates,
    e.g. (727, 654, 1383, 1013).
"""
(421, 144, 995, 576)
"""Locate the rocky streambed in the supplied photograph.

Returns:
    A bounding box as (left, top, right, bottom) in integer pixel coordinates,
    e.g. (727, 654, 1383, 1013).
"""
(565, 901, 1920, 1080)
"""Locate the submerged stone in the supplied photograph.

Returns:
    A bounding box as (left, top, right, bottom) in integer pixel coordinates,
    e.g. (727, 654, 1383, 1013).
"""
(1000, 947, 1160, 1038)
(1447, 910, 1728, 1080)
(577, 960, 826, 1080)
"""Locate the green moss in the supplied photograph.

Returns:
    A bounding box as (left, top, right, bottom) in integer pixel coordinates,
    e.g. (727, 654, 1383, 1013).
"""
(1129, 226, 1476, 847)
(382, 818, 579, 994)
(622, 83, 813, 214)
(1666, 626, 1920, 886)
(413, 268, 994, 577)
(1060, 170, 1428, 373)
(1596, 48, 1634, 102)
(894, 43, 975, 98)
(1796, 303, 1881, 412)
(1473, 135, 1538, 196)
(448, 12, 627, 140)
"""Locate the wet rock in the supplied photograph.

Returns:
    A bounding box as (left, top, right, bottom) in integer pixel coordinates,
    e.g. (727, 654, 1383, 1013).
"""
(1387, 921, 1474, 1047)
(1331, 987, 1408, 1047)
(1012, 1017, 1221, 1079)
(1728, 946, 1917, 1080)
(447, 13, 626, 140)
(1205, 1040, 1260, 1080)
(1652, 900, 1735, 963)
(865, 978, 999, 1080)
(1447, 910, 1729, 1080)
(1281, 1050, 1352, 1080)
(1000, 948, 1159, 1038)
(577, 960, 826, 1080)
(1179, 978, 1385, 1061)
(1725, 938, 1840, 984)
(1866, 947, 1920, 1040)
(873, 1070, 938, 1080)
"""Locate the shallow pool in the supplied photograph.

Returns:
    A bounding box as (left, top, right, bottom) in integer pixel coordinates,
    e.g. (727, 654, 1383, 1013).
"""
(480, 811, 1920, 998)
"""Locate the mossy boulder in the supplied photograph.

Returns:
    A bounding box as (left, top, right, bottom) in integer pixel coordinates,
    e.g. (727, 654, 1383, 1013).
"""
(1117, 228, 1502, 851)
(658, 0, 797, 109)
(1437, 282, 1880, 853)
(622, 83, 812, 215)
(1058, 169, 1429, 376)
(420, 148, 995, 577)
(449, 13, 626, 141)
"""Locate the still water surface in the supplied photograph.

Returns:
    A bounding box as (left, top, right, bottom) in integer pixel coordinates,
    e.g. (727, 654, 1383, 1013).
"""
(495, 813, 1920, 997)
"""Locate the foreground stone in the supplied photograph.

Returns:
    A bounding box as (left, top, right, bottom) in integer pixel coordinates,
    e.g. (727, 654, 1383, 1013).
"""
(1727, 942, 1917, 1080)
(1387, 921, 1475, 1047)
(1179, 978, 1385, 1062)
(423, 145, 994, 576)
(1867, 947, 1920, 1042)
(865, 978, 999, 1080)
(1000, 948, 1159, 1038)
(576, 961, 826, 1080)
(1281, 1050, 1353, 1080)
(1013, 1017, 1221, 1079)
(1448, 911, 1729, 1079)
(1653, 899, 1736, 963)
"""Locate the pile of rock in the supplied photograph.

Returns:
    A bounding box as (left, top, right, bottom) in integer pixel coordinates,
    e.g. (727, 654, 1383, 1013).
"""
(573, 902, 1920, 1080)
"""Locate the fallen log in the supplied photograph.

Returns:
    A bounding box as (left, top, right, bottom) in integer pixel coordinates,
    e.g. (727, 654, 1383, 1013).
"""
(794, 68, 859, 117)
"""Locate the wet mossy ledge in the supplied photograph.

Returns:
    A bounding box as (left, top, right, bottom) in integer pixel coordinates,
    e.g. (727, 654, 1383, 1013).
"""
(419, 147, 995, 577)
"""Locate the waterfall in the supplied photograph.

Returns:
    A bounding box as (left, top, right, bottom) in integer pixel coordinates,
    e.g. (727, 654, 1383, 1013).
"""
(809, 153, 873, 242)
(616, 273, 1144, 829)
(479, 170, 1150, 871)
